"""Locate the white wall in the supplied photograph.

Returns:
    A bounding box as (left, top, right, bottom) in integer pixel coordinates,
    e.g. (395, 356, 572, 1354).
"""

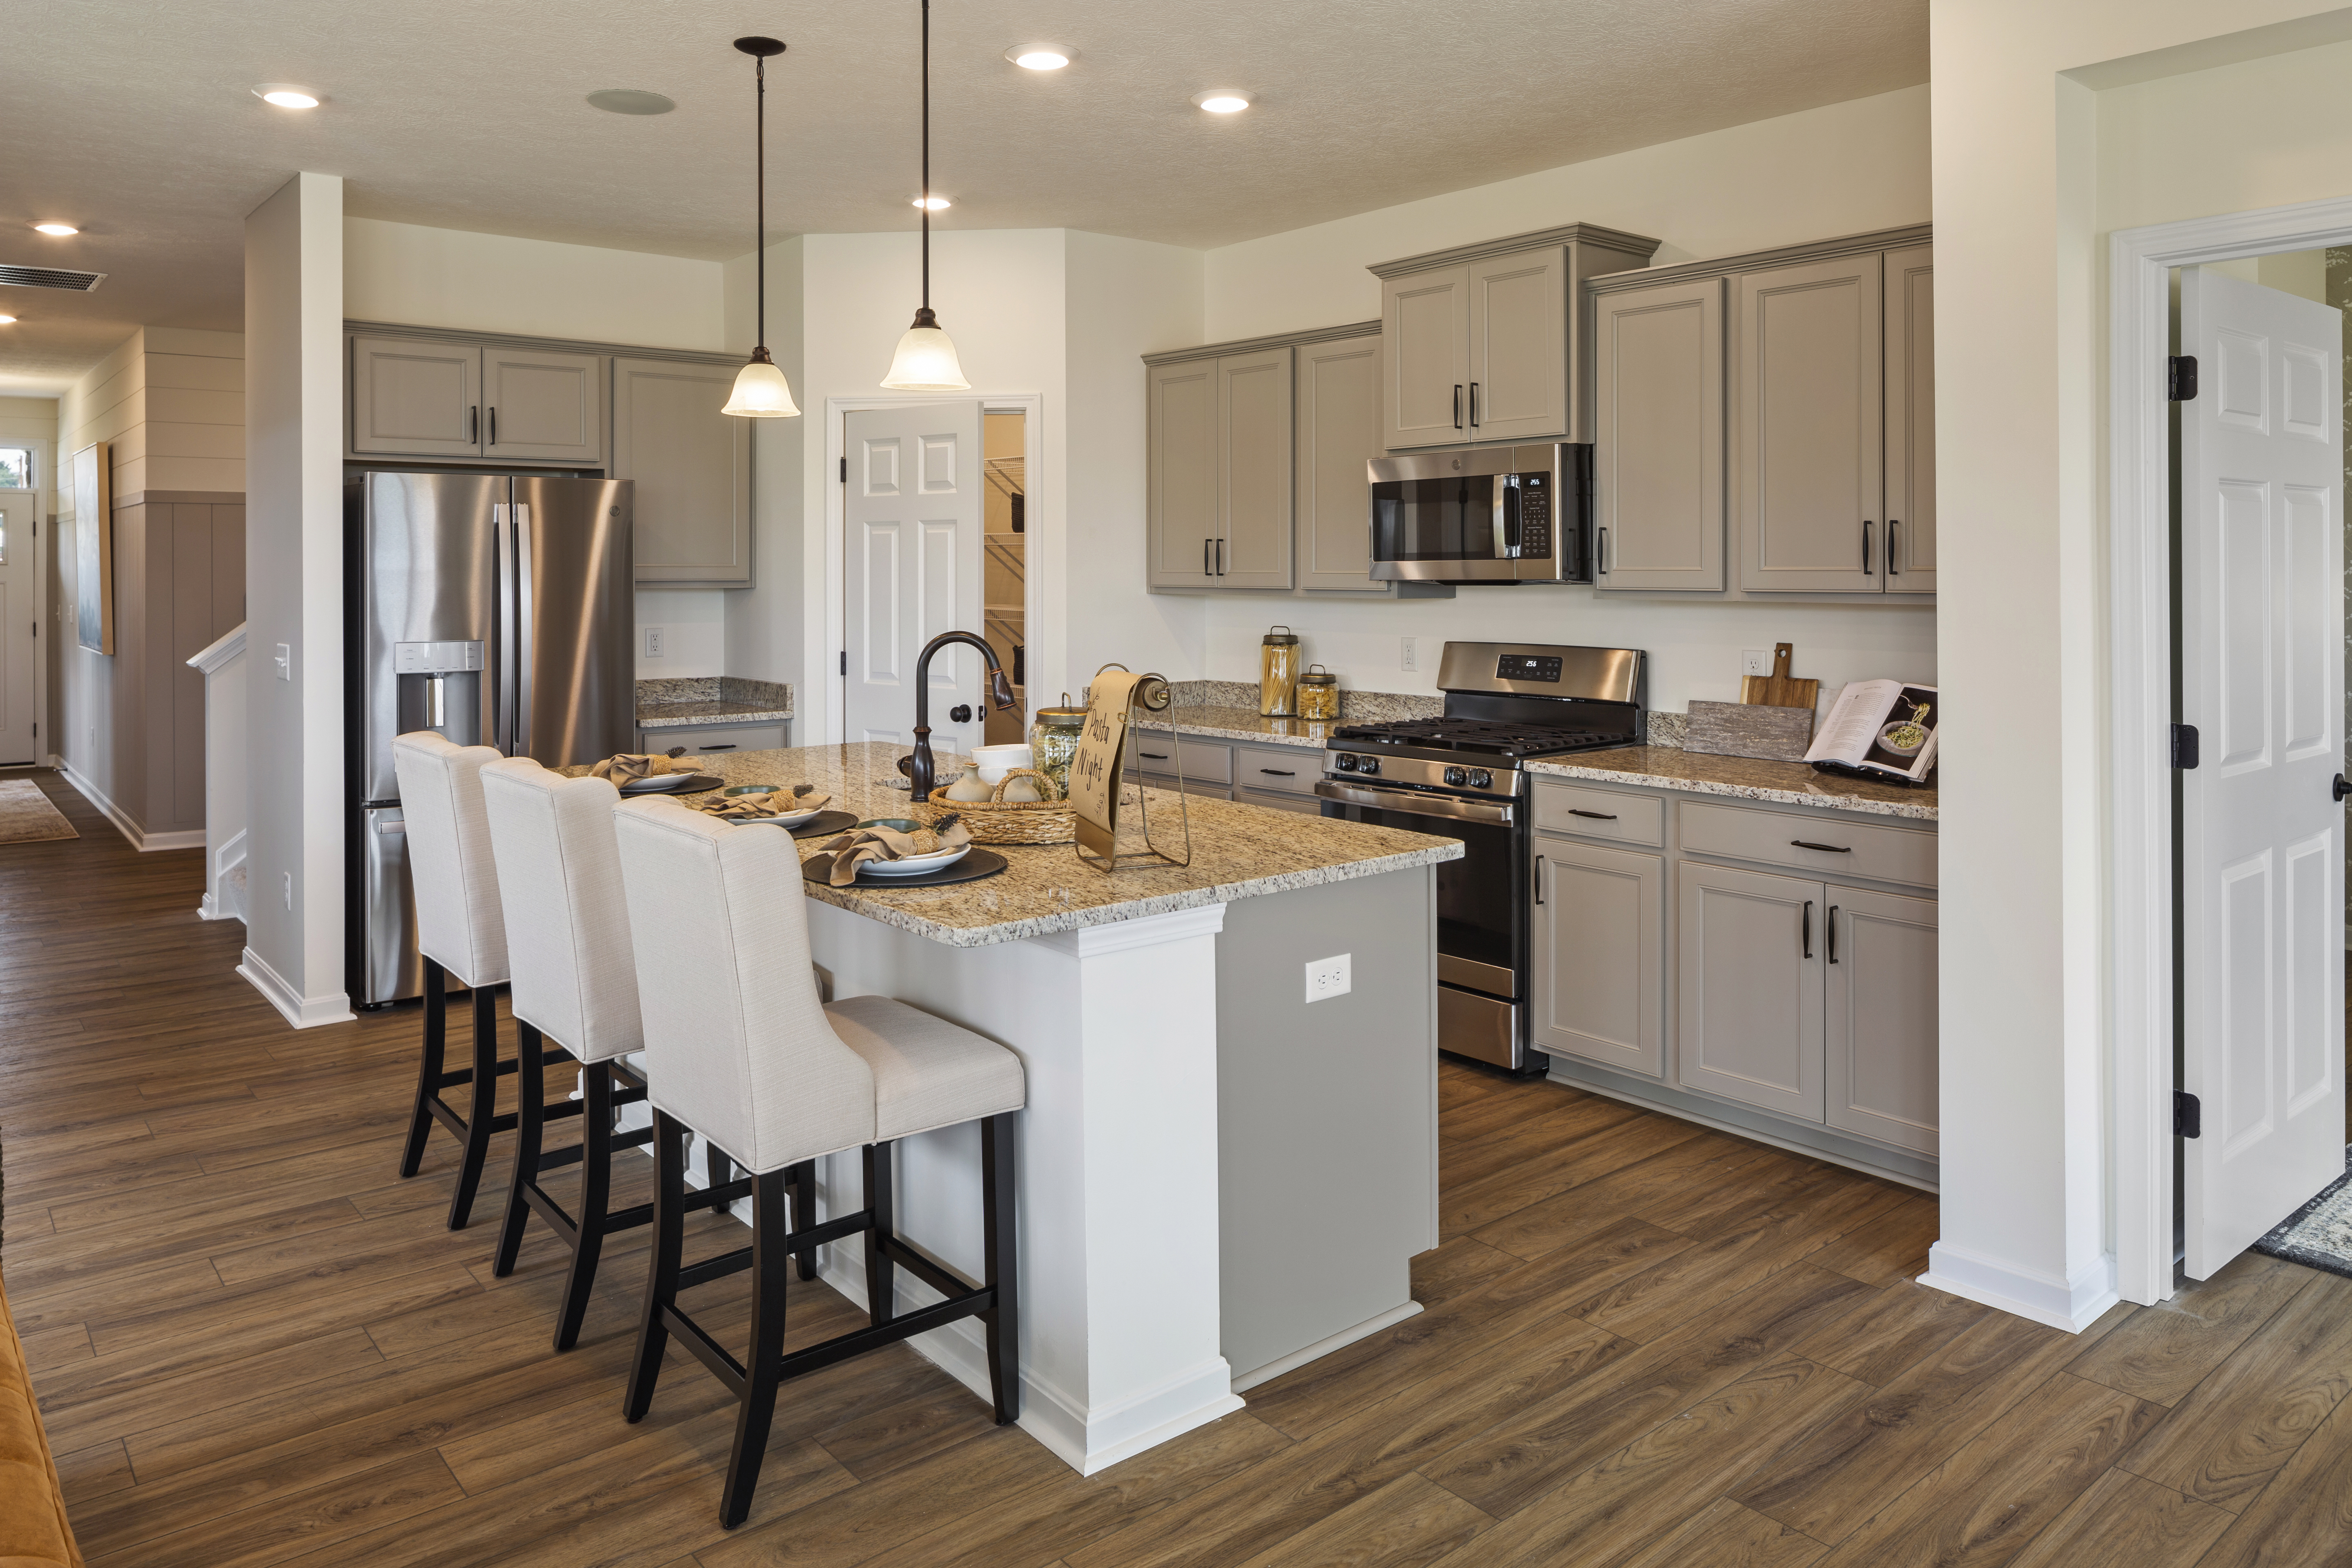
(720, 237, 804, 691)
(344, 218, 725, 350)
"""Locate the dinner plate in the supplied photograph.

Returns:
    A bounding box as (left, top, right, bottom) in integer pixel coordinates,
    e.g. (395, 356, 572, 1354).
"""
(616, 772, 722, 795)
(858, 844, 972, 876)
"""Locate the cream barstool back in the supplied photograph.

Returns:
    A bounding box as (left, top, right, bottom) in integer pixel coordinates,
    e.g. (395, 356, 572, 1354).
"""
(610, 796, 1025, 1530)
(390, 731, 516, 1230)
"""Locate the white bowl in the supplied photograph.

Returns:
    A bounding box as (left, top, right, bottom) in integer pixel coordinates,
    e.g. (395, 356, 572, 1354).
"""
(972, 743, 1034, 785)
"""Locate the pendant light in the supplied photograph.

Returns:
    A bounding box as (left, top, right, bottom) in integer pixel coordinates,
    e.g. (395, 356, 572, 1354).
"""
(881, 0, 969, 390)
(722, 36, 802, 418)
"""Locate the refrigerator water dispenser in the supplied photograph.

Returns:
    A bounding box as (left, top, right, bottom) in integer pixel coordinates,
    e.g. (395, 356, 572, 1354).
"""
(394, 640, 486, 748)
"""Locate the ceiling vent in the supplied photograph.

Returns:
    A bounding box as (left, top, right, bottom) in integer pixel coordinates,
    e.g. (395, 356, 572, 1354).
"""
(0, 264, 106, 292)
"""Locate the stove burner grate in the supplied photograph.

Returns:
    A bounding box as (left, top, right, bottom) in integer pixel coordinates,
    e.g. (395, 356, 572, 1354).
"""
(1332, 717, 1635, 756)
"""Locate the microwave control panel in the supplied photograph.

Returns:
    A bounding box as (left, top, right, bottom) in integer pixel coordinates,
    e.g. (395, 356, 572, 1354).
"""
(1511, 474, 1550, 557)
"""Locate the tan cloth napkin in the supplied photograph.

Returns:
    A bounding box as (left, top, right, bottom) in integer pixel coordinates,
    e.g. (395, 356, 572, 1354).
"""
(695, 784, 831, 822)
(815, 815, 973, 885)
(591, 748, 696, 783)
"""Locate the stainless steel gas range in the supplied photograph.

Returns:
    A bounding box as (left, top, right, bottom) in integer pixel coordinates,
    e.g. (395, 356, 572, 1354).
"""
(1314, 642, 1645, 1074)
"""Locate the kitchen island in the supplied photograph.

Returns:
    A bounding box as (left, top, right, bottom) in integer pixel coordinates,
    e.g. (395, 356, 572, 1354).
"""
(621, 742, 1461, 1475)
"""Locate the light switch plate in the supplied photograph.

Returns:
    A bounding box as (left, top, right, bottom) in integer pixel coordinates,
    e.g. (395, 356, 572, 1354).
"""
(1305, 953, 1352, 1004)
(274, 643, 291, 681)
(1400, 637, 1418, 672)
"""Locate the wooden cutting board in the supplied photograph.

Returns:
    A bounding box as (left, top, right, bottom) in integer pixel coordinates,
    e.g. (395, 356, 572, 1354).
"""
(1741, 643, 1820, 711)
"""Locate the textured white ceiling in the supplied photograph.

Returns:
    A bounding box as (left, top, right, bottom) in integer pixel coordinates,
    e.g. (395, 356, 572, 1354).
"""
(0, 0, 1927, 392)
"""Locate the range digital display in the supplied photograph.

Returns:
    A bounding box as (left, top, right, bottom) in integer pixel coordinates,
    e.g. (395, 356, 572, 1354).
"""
(1497, 655, 1563, 683)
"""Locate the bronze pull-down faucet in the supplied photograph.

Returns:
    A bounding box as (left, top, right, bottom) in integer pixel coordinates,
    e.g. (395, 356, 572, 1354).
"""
(904, 630, 1016, 801)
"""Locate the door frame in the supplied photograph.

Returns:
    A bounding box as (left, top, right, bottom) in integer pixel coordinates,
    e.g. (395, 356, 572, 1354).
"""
(2109, 193, 2352, 1307)
(822, 393, 1043, 745)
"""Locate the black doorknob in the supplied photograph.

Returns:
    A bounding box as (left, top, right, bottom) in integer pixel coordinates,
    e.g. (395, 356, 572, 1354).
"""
(949, 704, 973, 723)
(2335, 773, 2350, 802)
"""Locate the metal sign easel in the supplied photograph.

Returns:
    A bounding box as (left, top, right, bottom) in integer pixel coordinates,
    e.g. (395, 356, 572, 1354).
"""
(1072, 664, 1192, 872)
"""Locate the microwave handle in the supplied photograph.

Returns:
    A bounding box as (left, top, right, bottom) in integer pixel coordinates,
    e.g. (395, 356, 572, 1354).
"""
(1493, 475, 1519, 559)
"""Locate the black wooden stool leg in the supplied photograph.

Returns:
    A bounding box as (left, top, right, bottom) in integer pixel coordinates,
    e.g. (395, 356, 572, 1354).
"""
(445, 984, 501, 1230)
(491, 1019, 544, 1277)
(982, 1113, 1021, 1425)
(399, 960, 448, 1179)
(706, 1140, 731, 1193)
(624, 1110, 688, 1423)
(786, 1160, 818, 1281)
(719, 1168, 793, 1530)
(862, 1141, 895, 1329)
(553, 1062, 615, 1352)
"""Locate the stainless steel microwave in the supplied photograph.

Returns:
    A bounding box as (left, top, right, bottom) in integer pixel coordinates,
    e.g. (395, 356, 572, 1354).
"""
(1368, 443, 1594, 585)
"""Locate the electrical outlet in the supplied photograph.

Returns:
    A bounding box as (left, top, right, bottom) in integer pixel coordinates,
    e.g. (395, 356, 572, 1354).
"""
(1741, 649, 1772, 678)
(274, 643, 291, 681)
(1400, 637, 1418, 672)
(1305, 953, 1352, 1004)
(281, 872, 292, 910)
(643, 627, 666, 659)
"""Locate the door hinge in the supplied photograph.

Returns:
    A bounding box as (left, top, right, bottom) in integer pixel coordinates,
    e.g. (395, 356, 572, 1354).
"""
(839, 650, 847, 676)
(840, 457, 848, 483)
(2168, 355, 2199, 401)
(2174, 1090, 2203, 1139)
(2170, 722, 2199, 769)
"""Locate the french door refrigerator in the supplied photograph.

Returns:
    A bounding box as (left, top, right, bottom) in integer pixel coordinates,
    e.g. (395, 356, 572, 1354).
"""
(345, 471, 634, 1007)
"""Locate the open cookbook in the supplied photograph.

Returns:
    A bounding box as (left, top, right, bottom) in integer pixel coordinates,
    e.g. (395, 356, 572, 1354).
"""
(1804, 680, 1938, 784)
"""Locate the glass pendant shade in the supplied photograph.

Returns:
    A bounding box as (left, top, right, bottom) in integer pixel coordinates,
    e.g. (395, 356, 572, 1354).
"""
(881, 312, 969, 391)
(722, 349, 801, 416)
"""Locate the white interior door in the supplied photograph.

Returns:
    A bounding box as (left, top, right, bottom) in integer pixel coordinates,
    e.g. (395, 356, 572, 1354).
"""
(2180, 266, 2346, 1279)
(0, 492, 38, 766)
(842, 402, 985, 759)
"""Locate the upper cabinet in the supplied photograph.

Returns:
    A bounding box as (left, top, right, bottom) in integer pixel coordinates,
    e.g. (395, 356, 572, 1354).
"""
(613, 357, 752, 586)
(481, 346, 604, 464)
(352, 335, 602, 463)
(1370, 225, 1661, 453)
(1589, 225, 1934, 601)
(1296, 330, 1385, 592)
(1216, 347, 1296, 590)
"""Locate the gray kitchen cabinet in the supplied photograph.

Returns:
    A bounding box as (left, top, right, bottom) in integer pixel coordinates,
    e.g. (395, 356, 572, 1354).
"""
(1241, 787, 1320, 815)
(1146, 358, 1220, 588)
(1532, 837, 1666, 1079)
(1824, 885, 1939, 1154)
(614, 356, 752, 586)
(1676, 859, 1824, 1121)
(1379, 264, 1471, 451)
(1735, 254, 1884, 593)
(1218, 347, 1295, 589)
(1883, 244, 1937, 594)
(639, 721, 788, 755)
(1467, 247, 1570, 444)
(350, 334, 481, 457)
(483, 345, 604, 463)
(1233, 744, 1318, 795)
(1592, 277, 1726, 591)
(1295, 331, 1389, 592)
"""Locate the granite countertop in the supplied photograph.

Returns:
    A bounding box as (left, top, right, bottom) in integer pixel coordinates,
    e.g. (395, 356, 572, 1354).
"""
(1526, 747, 1938, 822)
(638, 699, 795, 730)
(597, 742, 1463, 948)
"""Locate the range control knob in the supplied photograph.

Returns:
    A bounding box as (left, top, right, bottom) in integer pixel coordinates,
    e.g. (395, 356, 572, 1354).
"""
(1469, 768, 1493, 789)
(1356, 755, 1381, 777)
(1443, 766, 1468, 787)
(1334, 753, 1359, 772)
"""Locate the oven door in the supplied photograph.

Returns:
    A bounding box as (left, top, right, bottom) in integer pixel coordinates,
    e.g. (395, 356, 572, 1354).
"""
(1316, 778, 1530, 1070)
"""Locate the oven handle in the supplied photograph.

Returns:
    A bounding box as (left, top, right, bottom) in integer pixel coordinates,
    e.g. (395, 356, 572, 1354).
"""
(1314, 778, 1513, 826)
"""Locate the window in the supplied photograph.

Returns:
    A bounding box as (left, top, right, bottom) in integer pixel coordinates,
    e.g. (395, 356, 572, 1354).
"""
(0, 448, 30, 490)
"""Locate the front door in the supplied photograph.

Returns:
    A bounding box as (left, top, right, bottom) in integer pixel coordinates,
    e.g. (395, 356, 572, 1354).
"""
(842, 402, 985, 757)
(2179, 266, 2347, 1278)
(0, 490, 39, 766)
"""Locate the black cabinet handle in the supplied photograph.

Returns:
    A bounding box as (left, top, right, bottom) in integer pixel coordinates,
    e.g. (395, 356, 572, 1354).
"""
(698, 744, 737, 752)
(1827, 906, 1840, 963)
(1258, 768, 1295, 777)
(470, 405, 480, 444)
(1203, 538, 1212, 577)
(1216, 538, 1226, 576)
(1469, 382, 1480, 427)
(488, 406, 497, 446)
(1801, 900, 1813, 959)
(1887, 520, 1900, 575)
(1862, 520, 1873, 575)
(1791, 840, 1852, 853)
(1534, 856, 1545, 906)
(1453, 384, 1463, 430)
(1597, 526, 1608, 575)
(1567, 808, 1617, 821)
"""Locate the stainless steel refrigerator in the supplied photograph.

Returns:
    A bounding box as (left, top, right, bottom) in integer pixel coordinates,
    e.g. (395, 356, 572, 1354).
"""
(346, 471, 635, 1007)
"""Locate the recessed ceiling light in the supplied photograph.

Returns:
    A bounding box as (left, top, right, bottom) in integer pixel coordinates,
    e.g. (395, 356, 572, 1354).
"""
(912, 196, 951, 212)
(31, 223, 77, 237)
(586, 88, 676, 116)
(0, 315, 16, 325)
(1006, 44, 1074, 70)
(252, 84, 321, 109)
(1191, 88, 1252, 114)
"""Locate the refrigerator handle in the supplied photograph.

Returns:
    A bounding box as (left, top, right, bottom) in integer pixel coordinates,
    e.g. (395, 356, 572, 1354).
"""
(513, 503, 533, 760)
(493, 503, 516, 754)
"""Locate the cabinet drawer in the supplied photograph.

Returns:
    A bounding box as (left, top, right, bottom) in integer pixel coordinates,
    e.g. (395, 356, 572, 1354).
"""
(1239, 786, 1320, 815)
(1678, 800, 1935, 889)
(1532, 782, 1663, 846)
(1131, 732, 1232, 784)
(1234, 745, 1318, 795)
(640, 723, 787, 755)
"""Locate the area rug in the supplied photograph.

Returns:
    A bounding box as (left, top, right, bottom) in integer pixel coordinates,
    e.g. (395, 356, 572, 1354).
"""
(0, 778, 75, 845)
(2252, 1145, 2352, 1279)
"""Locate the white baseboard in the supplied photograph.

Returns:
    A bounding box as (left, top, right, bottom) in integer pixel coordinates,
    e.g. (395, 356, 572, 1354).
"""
(237, 945, 357, 1029)
(58, 762, 205, 851)
(1228, 1300, 1423, 1394)
(1920, 1242, 2120, 1334)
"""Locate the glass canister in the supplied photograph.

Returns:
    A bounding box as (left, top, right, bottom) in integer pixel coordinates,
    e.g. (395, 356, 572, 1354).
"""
(1027, 694, 1089, 798)
(1297, 664, 1340, 721)
(1260, 625, 1302, 717)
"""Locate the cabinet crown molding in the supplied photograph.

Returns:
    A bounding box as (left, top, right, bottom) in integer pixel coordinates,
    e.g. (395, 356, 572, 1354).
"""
(1142, 319, 1379, 368)
(1366, 222, 1662, 279)
(1587, 223, 1932, 295)
(343, 319, 742, 368)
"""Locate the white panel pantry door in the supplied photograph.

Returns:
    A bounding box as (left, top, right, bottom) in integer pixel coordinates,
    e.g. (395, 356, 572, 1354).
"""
(0, 491, 35, 765)
(2179, 266, 2345, 1279)
(842, 402, 984, 758)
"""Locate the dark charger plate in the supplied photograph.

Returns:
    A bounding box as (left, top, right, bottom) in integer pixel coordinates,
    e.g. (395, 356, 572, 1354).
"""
(784, 809, 859, 839)
(800, 848, 1009, 889)
(616, 772, 724, 795)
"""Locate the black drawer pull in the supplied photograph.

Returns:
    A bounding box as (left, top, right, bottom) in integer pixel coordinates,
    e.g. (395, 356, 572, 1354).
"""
(1567, 808, 1618, 820)
(1791, 840, 1851, 853)
(1141, 751, 1169, 760)
(698, 744, 737, 751)
(1258, 768, 1296, 777)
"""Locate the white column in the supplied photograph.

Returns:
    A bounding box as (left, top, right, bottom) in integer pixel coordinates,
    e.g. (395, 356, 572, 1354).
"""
(806, 900, 1242, 1475)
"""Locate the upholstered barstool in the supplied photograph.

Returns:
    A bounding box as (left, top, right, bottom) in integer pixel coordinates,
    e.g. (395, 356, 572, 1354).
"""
(479, 756, 799, 1349)
(610, 795, 1026, 1530)
(392, 731, 541, 1230)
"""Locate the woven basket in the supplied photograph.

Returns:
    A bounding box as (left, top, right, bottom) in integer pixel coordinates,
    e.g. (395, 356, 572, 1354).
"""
(926, 768, 1075, 845)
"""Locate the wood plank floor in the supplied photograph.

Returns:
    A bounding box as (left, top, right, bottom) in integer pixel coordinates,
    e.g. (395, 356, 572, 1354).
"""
(6, 766, 2352, 1567)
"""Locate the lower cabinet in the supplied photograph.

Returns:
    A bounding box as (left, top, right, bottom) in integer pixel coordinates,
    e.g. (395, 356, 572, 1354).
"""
(1532, 839, 1666, 1079)
(639, 722, 788, 756)
(1241, 786, 1319, 815)
(1824, 886, 1939, 1154)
